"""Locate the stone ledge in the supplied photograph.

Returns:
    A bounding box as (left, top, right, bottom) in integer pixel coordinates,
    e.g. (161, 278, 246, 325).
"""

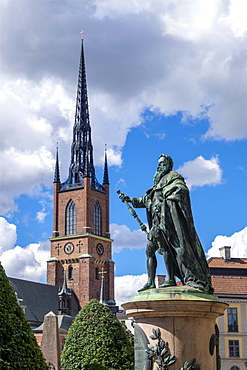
(131, 285, 220, 303)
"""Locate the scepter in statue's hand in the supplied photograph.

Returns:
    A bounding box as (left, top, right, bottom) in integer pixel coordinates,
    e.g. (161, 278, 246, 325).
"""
(117, 190, 148, 236)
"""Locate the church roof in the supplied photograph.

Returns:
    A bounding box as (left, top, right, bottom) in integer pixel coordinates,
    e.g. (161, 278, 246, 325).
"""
(9, 277, 80, 328)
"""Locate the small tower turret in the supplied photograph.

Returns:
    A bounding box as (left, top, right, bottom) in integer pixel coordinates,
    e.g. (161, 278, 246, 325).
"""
(58, 273, 71, 316)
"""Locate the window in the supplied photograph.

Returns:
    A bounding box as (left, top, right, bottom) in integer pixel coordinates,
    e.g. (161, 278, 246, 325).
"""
(66, 200, 76, 235)
(229, 340, 239, 357)
(62, 339, 66, 350)
(230, 366, 240, 370)
(95, 267, 99, 280)
(94, 201, 102, 235)
(228, 308, 238, 332)
(68, 265, 73, 280)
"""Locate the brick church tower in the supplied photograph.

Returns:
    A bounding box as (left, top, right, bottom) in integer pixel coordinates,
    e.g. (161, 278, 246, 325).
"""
(47, 35, 115, 308)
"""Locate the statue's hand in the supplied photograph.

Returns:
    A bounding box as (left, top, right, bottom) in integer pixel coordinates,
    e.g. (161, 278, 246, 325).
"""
(140, 224, 147, 232)
(117, 190, 131, 203)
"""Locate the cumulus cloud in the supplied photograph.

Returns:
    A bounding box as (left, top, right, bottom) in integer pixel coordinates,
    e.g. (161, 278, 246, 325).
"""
(115, 274, 148, 307)
(36, 201, 49, 224)
(177, 155, 223, 189)
(111, 223, 147, 252)
(1, 241, 50, 282)
(0, 147, 54, 214)
(1, 0, 247, 212)
(0, 217, 49, 282)
(0, 77, 75, 214)
(0, 217, 17, 253)
(207, 227, 247, 258)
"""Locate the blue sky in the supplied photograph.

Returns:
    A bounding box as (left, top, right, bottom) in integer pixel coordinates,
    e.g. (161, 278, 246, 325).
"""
(0, 0, 247, 306)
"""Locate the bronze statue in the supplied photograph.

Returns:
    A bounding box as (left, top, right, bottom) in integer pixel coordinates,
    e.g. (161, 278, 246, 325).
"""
(118, 154, 213, 294)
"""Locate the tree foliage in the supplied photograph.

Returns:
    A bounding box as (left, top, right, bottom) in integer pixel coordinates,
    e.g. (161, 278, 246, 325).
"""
(61, 299, 134, 370)
(0, 263, 48, 370)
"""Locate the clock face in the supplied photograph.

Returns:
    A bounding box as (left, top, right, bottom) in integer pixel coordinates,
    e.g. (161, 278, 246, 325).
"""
(64, 242, 74, 255)
(96, 243, 104, 256)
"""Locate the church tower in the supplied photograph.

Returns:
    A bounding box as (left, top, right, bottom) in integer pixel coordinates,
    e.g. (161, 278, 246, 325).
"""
(47, 35, 115, 308)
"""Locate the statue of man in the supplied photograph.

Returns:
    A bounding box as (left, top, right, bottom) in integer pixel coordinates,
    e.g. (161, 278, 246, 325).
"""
(119, 154, 213, 294)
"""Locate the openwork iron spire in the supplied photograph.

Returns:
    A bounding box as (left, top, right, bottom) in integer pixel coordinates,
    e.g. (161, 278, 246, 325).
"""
(61, 33, 103, 190)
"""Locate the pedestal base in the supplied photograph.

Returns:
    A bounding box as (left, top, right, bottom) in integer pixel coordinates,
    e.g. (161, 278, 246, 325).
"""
(122, 286, 228, 370)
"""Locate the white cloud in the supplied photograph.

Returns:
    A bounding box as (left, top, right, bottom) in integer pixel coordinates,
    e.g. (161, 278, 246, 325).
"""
(220, 0, 247, 38)
(0, 217, 17, 253)
(115, 273, 147, 307)
(0, 147, 54, 214)
(111, 223, 147, 252)
(0, 77, 75, 214)
(1, 241, 50, 282)
(36, 201, 49, 224)
(1, 0, 247, 214)
(92, 0, 247, 142)
(0, 217, 49, 281)
(207, 227, 247, 258)
(177, 156, 223, 189)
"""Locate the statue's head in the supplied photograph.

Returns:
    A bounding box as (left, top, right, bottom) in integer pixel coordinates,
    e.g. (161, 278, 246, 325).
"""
(153, 154, 173, 185)
(158, 154, 174, 172)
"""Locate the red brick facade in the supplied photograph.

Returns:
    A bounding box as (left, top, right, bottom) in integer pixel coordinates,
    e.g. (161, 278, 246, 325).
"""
(47, 177, 114, 307)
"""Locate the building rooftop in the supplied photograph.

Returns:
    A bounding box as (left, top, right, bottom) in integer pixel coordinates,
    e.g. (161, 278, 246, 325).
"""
(208, 249, 247, 297)
(208, 257, 247, 268)
(211, 275, 247, 296)
(9, 277, 80, 328)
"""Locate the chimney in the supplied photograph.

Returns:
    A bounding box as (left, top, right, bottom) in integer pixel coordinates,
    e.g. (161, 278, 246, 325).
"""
(219, 246, 231, 260)
(156, 275, 166, 287)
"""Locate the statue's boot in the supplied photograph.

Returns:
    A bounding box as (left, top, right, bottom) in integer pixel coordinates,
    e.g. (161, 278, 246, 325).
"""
(138, 282, 156, 292)
(138, 255, 157, 292)
(159, 279, 176, 288)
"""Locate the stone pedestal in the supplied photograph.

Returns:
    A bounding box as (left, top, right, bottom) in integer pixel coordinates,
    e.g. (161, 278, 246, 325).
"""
(122, 286, 228, 370)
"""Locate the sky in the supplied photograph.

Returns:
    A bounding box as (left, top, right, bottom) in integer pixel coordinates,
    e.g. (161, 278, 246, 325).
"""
(0, 0, 247, 308)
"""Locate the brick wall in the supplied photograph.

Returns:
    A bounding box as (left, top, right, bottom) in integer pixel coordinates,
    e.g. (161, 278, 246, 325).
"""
(47, 178, 114, 308)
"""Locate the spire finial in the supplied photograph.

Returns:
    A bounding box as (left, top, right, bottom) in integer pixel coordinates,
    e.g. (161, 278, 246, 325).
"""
(80, 29, 85, 40)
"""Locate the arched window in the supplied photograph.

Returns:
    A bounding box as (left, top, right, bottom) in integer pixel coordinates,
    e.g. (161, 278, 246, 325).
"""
(231, 367, 240, 370)
(94, 201, 102, 235)
(68, 265, 73, 280)
(66, 200, 76, 235)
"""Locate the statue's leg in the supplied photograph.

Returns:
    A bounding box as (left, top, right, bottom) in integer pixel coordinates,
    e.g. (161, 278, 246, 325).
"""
(159, 248, 176, 288)
(138, 241, 157, 292)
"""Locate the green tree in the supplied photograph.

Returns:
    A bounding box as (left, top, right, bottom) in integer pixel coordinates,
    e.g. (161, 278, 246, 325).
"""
(61, 299, 134, 370)
(0, 263, 48, 370)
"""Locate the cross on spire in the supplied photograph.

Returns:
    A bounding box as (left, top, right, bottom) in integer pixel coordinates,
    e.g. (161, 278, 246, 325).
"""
(80, 29, 85, 40)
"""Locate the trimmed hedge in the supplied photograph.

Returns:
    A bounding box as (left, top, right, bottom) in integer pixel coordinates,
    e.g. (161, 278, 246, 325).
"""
(0, 263, 48, 369)
(61, 299, 134, 370)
